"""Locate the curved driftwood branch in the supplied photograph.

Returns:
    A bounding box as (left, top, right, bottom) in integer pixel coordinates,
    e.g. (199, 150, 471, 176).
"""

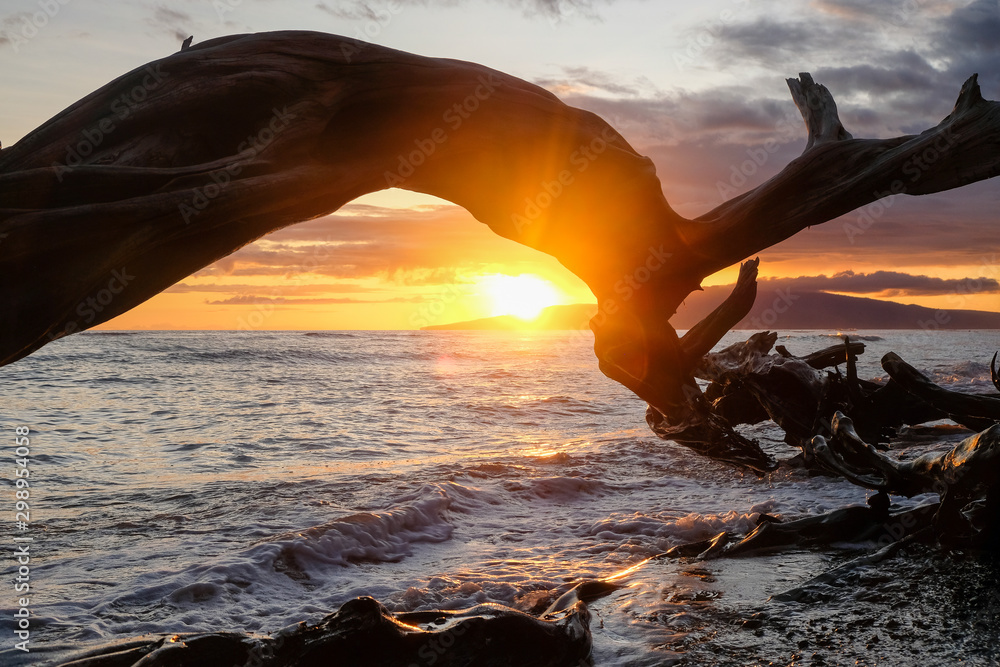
(882, 351, 1000, 424)
(679, 257, 759, 363)
(2, 32, 999, 470)
(806, 410, 1000, 542)
(1, 31, 691, 368)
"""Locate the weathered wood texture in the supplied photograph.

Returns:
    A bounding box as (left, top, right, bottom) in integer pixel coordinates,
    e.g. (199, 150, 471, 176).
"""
(0, 31, 688, 367)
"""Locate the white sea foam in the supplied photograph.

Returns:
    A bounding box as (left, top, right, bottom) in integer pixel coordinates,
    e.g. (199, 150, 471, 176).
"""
(506, 476, 611, 500)
(585, 503, 776, 549)
(4, 330, 998, 667)
(265, 486, 455, 568)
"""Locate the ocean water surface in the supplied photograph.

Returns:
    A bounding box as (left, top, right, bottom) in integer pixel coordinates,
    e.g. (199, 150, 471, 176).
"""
(2, 329, 999, 666)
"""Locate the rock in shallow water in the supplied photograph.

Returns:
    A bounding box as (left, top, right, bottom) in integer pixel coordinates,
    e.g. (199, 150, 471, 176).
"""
(57, 593, 595, 667)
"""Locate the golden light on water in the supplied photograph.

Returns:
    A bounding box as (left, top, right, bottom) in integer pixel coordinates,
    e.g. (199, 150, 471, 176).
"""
(434, 355, 459, 375)
(481, 274, 566, 321)
(604, 557, 657, 583)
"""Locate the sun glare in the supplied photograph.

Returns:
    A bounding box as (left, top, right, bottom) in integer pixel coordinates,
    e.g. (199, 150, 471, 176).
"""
(482, 274, 564, 321)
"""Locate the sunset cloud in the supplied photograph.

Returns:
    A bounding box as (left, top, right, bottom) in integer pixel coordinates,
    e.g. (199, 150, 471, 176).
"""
(168, 282, 380, 294)
(757, 271, 1000, 296)
(190, 204, 562, 282)
(205, 295, 423, 305)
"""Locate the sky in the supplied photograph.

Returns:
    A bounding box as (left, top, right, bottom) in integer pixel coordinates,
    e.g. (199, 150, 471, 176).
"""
(2, 0, 998, 329)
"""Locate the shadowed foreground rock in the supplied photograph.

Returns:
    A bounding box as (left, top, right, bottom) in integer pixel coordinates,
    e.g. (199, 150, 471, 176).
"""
(56, 585, 609, 667)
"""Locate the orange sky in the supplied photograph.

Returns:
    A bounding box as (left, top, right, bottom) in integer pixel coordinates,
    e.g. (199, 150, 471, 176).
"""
(6, 2, 997, 330)
(96, 191, 598, 331)
(95, 185, 1000, 331)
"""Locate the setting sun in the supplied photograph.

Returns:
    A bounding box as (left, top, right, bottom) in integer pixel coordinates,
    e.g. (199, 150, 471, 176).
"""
(481, 274, 566, 320)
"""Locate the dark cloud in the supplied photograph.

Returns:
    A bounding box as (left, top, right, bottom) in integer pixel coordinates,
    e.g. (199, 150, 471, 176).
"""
(556, 87, 800, 148)
(682, 1, 998, 141)
(545, 58, 963, 151)
(540, 77, 814, 212)
(535, 66, 652, 97)
(704, 2, 952, 66)
(315, 0, 605, 21)
(523, 0, 597, 17)
(757, 270, 1000, 296)
(644, 139, 806, 216)
(560, 0, 1000, 241)
(933, 0, 1000, 95)
(937, 0, 1000, 54)
(170, 277, 432, 307)
(167, 282, 379, 294)
(753, 224, 999, 272)
(807, 53, 962, 136)
(315, 1, 427, 21)
(814, 54, 941, 97)
(149, 6, 192, 42)
(712, 19, 823, 62)
(193, 205, 554, 281)
(752, 179, 1000, 268)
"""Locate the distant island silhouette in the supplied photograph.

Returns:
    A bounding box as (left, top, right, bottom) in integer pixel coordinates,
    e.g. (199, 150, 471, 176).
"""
(423, 288, 1000, 330)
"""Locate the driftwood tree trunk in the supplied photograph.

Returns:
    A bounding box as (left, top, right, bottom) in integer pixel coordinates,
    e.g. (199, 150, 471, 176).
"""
(2, 32, 999, 468)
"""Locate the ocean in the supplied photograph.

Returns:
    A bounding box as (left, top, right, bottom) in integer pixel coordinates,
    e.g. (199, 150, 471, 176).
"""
(2, 329, 999, 666)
